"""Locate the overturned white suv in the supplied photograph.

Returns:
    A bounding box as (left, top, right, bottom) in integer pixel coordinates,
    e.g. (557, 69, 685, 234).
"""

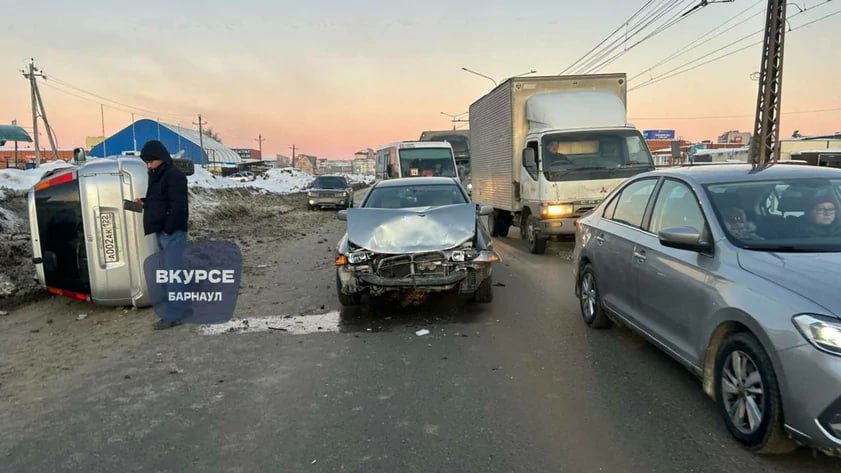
(335, 177, 499, 306)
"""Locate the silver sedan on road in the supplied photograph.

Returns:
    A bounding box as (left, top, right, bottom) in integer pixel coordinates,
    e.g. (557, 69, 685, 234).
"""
(573, 163, 841, 456)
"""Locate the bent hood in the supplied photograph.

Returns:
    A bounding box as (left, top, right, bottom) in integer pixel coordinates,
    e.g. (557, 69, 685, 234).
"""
(347, 204, 476, 254)
(738, 251, 841, 317)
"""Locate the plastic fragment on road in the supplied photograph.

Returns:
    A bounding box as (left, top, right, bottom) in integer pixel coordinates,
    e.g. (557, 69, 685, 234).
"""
(416, 329, 430, 336)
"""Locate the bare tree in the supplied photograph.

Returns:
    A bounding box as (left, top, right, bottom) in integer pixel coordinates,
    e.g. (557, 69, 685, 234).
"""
(202, 127, 223, 143)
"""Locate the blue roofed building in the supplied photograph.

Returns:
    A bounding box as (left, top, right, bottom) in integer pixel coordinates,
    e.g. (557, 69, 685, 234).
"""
(88, 119, 241, 166)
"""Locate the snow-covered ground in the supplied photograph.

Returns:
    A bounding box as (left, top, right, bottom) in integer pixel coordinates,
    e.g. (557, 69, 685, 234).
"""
(0, 161, 76, 198)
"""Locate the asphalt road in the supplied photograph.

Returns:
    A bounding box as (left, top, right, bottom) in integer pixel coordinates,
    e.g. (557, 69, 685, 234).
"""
(2, 209, 840, 472)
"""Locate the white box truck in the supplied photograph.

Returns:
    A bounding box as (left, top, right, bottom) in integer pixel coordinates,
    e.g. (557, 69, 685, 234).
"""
(468, 73, 655, 253)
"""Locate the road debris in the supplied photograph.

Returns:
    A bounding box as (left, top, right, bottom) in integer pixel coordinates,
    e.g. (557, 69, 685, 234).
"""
(76, 313, 88, 321)
(0, 310, 8, 316)
(415, 329, 430, 336)
(169, 367, 184, 375)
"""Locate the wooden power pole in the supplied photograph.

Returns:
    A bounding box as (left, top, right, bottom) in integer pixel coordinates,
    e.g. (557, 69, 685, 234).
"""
(749, 0, 788, 168)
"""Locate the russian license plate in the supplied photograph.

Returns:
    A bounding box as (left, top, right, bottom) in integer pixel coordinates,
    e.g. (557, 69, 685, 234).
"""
(100, 212, 119, 263)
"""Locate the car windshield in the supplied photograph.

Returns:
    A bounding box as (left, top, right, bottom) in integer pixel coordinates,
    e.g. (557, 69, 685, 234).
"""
(398, 148, 457, 178)
(541, 130, 654, 181)
(705, 177, 841, 251)
(312, 176, 346, 189)
(363, 184, 467, 209)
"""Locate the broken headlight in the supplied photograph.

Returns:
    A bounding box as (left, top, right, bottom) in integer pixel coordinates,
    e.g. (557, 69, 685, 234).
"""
(451, 249, 479, 262)
(347, 251, 370, 265)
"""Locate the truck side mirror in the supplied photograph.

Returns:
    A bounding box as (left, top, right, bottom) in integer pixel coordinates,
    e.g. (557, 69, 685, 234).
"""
(523, 148, 537, 169)
(73, 147, 87, 162)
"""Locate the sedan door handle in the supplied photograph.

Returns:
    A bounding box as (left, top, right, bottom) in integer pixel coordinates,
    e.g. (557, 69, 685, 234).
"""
(595, 234, 605, 245)
(633, 250, 646, 263)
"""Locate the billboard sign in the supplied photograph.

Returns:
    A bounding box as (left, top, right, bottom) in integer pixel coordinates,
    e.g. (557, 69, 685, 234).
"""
(643, 130, 676, 140)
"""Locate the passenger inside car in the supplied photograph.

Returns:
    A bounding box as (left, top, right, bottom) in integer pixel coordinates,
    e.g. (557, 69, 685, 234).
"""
(720, 207, 762, 240)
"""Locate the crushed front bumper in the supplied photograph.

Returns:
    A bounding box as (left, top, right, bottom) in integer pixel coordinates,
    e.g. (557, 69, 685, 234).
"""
(338, 249, 497, 296)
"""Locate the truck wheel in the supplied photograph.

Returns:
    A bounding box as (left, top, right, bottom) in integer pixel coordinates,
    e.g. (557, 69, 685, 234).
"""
(473, 275, 493, 303)
(527, 216, 547, 254)
(496, 218, 511, 238)
(336, 270, 361, 306)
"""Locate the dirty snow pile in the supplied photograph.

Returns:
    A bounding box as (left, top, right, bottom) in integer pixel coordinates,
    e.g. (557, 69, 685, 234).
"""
(346, 174, 376, 185)
(187, 166, 314, 194)
(0, 161, 76, 198)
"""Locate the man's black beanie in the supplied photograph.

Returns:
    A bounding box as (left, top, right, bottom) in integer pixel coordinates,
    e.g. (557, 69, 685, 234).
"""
(140, 140, 171, 162)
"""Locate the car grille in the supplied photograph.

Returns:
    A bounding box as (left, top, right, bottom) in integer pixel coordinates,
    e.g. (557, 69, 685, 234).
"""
(374, 252, 449, 279)
(315, 192, 341, 197)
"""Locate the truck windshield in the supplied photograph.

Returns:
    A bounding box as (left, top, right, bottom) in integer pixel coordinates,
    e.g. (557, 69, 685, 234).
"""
(541, 131, 654, 181)
(398, 148, 457, 178)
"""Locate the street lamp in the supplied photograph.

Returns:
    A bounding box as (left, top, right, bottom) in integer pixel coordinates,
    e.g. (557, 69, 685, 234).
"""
(461, 67, 497, 86)
(461, 67, 538, 86)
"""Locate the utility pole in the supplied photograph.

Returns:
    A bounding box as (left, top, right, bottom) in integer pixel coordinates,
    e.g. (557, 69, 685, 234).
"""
(131, 113, 137, 151)
(749, 0, 788, 168)
(290, 144, 297, 168)
(22, 59, 59, 165)
(193, 114, 207, 167)
(101, 104, 107, 158)
(254, 134, 265, 158)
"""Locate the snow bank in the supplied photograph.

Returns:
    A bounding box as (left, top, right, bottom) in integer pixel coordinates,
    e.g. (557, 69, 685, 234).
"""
(0, 161, 76, 199)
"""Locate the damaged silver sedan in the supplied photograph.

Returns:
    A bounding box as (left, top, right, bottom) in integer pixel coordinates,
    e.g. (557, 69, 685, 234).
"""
(335, 177, 499, 306)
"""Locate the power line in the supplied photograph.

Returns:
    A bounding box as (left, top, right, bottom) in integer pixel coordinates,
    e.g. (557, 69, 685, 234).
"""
(559, 0, 657, 75)
(631, 106, 841, 120)
(44, 72, 192, 120)
(629, 1, 838, 90)
(40, 81, 143, 116)
(581, 0, 700, 74)
(630, 0, 764, 81)
(572, 0, 685, 75)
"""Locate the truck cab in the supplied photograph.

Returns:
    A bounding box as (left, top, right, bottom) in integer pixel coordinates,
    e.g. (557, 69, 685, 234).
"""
(469, 74, 655, 253)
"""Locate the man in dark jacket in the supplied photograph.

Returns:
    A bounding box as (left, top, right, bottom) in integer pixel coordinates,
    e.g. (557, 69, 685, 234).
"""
(134, 139, 191, 329)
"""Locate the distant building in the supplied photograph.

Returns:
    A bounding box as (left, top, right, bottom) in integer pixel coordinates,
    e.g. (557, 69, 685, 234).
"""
(86, 136, 105, 149)
(232, 148, 262, 160)
(717, 130, 752, 145)
(275, 154, 291, 167)
(293, 154, 318, 175)
(0, 147, 75, 169)
(89, 119, 241, 166)
(353, 149, 376, 174)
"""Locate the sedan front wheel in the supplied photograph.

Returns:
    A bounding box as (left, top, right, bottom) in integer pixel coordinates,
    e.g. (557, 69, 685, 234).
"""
(714, 333, 796, 454)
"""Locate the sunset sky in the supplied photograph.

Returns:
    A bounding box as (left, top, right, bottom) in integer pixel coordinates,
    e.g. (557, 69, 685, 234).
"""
(2, 0, 839, 158)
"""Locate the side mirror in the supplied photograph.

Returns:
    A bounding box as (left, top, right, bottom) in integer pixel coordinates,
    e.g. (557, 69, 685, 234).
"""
(523, 148, 537, 169)
(478, 205, 493, 216)
(658, 226, 712, 253)
(337, 209, 348, 221)
(73, 147, 87, 162)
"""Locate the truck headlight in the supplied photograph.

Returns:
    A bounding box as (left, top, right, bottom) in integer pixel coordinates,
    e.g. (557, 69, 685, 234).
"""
(543, 204, 574, 218)
(793, 314, 841, 356)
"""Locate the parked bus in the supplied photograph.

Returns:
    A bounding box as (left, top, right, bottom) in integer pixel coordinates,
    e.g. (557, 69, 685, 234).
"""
(374, 141, 458, 180)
